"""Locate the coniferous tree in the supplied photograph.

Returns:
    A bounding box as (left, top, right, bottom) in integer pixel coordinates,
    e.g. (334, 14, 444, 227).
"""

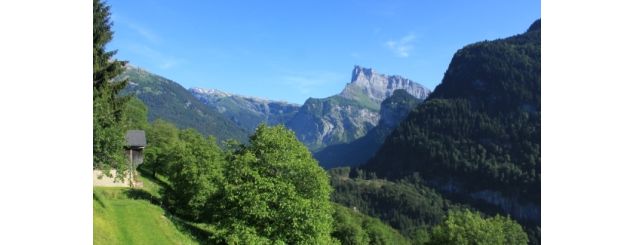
(93, 0, 130, 178)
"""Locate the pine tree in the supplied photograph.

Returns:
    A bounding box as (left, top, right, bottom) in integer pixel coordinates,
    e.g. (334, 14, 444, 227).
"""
(93, 0, 130, 179)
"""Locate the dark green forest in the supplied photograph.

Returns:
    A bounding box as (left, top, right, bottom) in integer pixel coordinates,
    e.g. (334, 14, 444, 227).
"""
(365, 20, 540, 204)
(362, 19, 541, 244)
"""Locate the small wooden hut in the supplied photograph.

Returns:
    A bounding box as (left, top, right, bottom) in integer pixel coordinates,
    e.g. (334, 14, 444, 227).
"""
(125, 130, 146, 168)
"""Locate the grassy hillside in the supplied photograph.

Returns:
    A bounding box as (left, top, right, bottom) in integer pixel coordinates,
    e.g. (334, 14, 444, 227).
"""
(93, 171, 205, 245)
(93, 187, 197, 245)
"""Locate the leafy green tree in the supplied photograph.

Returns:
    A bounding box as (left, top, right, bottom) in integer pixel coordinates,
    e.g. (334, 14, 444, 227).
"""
(211, 125, 334, 244)
(491, 215, 530, 245)
(332, 205, 370, 245)
(123, 97, 148, 130)
(429, 209, 528, 245)
(144, 120, 179, 177)
(165, 128, 224, 221)
(93, 89, 126, 178)
(93, 0, 130, 178)
(331, 204, 410, 245)
(407, 227, 431, 245)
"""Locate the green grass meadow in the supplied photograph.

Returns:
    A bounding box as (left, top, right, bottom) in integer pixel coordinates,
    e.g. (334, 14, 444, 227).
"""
(93, 169, 202, 245)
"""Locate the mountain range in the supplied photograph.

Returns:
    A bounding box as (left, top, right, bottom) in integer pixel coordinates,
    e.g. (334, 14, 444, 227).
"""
(189, 87, 300, 131)
(122, 65, 431, 156)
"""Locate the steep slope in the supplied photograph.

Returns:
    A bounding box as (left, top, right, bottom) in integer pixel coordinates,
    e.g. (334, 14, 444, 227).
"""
(190, 87, 300, 132)
(120, 66, 248, 143)
(363, 20, 541, 224)
(286, 66, 431, 151)
(314, 90, 423, 168)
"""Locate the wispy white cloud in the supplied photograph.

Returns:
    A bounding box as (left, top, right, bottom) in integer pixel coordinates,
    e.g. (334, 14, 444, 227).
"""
(127, 23, 161, 44)
(127, 43, 184, 69)
(385, 33, 416, 58)
(112, 14, 162, 44)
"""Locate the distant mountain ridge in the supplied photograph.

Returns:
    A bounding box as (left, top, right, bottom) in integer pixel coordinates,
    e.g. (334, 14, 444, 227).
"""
(120, 66, 249, 143)
(190, 87, 300, 131)
(286, 66, 431, 151)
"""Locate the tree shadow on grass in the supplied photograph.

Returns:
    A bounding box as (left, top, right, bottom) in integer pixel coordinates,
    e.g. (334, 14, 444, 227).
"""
(122, 188, 215, 244)
(167, 215, 216, 245)
(122, 168, 217, 244)
(137, 166, 171, 189)
(124, 189, 162, 206)
(93, 192, 107, 208)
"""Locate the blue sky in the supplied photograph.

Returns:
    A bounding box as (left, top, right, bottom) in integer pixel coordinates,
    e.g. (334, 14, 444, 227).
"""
(108, 0, 540, 104)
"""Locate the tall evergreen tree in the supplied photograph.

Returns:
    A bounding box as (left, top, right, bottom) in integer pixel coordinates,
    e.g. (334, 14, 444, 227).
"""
(93, 0, 130, 178)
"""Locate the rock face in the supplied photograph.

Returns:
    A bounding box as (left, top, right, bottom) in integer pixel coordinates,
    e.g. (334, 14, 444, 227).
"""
(286, 66, 430, 151)
(313, 89, 423, 168)
(190, 88, 300, 131)
(340, 66, 430, 104)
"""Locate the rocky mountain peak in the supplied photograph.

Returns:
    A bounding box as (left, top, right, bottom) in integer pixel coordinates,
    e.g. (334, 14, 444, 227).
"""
(351, 65, 376, 83)
(340, 66, 431, 104)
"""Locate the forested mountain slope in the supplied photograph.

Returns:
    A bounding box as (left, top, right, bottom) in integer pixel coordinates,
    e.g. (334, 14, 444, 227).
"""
(314, 90, 423, 168)
(120, 67, 248, 143)
(363, 20, 541, 224)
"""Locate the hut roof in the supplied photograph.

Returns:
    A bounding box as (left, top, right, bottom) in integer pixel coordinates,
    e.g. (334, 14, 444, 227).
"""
(125, 130, 147, 148)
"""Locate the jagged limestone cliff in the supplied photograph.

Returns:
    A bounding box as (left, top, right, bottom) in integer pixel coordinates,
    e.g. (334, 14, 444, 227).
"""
(286, 66, 430, 151)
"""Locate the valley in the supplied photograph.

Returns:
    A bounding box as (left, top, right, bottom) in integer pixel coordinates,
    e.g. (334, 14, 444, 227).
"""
(93, 0, 541, 243)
